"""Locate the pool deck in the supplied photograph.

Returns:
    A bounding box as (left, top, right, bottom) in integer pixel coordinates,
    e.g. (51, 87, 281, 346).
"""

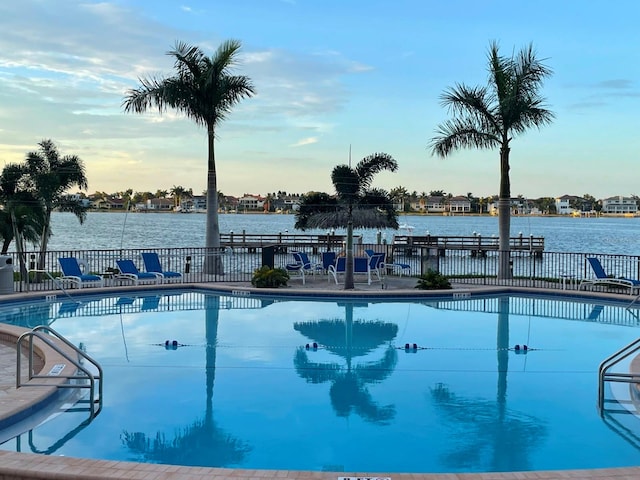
(0, 278, 639, 480)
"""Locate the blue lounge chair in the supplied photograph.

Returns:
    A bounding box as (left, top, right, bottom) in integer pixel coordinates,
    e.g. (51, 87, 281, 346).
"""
(579, 257, 640, 295)
(141, 252, 183, 283)
(285, 251, 323, 284)
(58, 257, 104, 289)
(328, 256, 379, 285)
(115, 259, 162, 285)
(321, 251, 337, 273)
(368, 252, 385, 283)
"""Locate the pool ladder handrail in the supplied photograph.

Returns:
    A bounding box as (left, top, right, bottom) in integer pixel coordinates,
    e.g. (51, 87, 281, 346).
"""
(598, 337, 640, 413)
(16, 325, 103, 419)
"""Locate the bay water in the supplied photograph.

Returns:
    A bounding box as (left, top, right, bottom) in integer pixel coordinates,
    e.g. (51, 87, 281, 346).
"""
(41, 212, 639, 256)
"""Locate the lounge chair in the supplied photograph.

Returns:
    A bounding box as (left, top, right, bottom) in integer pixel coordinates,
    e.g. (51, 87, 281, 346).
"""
(368, 252, 386, 283)
(321, 251, 337, 273)
(141, 252, 183, 283)
(328, 256, 379, 285)
(58, 257, 104, 289)
(285, 251, 323, 285)
(579, 257, 640, 295)
(115, 259, 162, 285)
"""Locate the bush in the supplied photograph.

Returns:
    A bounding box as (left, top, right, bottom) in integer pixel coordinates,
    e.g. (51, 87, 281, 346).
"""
(415, 269, 452, 290)
(251, 266, 290, 288)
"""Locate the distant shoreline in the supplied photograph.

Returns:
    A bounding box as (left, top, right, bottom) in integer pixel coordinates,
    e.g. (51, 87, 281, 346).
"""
(83, 210, 637, 218)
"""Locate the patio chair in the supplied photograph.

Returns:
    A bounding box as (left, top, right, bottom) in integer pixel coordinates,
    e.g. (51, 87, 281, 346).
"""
(321, 251, 337, 273)
(579, 257, 640, 295)
(368, 252, 386, 283)
(58, 257, 104, 289)
(285, 251, 323, 285)
(141, 252, 183, 283)
(328, 256, 377, 285)
(115, 259, 162, 285)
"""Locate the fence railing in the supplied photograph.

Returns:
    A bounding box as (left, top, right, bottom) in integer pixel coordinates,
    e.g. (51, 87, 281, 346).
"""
(5, 244, 640, 295)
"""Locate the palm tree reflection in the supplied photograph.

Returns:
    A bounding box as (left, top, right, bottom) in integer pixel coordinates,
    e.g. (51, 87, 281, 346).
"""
(430, 296, 546, 472)
(121, 295, 250, 467)
(294, 301, 398, 424)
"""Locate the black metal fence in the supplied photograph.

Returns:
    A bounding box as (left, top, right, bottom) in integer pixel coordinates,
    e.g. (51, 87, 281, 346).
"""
(4, 244, 640, 295)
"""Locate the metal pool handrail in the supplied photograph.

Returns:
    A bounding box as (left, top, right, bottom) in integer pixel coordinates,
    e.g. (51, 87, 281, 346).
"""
(16, 325, 103, 420)
(598, 337, 640, 413)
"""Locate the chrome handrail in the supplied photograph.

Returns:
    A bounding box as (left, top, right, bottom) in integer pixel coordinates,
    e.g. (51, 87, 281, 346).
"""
(16, 325, 103, 419)
(598, 337, 640, 413)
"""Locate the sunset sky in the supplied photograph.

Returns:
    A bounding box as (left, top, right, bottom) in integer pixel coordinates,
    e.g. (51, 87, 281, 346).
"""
(0, 0, 638, 199)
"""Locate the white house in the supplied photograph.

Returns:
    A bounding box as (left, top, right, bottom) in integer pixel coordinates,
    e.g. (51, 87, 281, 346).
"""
(601, 196, 638, 215)
(555, 195, 572, 215)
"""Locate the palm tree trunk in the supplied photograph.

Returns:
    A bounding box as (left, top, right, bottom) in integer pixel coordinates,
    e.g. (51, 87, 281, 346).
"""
(498, 145, 512, 280)
(204, 127, 223, 275)
(344, 204, 355, 290)
(37, 210, 52, 280)
(10, 212, 27, 288)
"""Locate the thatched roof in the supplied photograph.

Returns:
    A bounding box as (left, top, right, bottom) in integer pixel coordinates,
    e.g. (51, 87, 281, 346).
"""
(300, 208, 399, 229)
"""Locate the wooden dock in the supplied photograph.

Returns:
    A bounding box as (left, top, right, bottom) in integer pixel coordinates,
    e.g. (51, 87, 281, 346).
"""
(391, 234, 545, 257)
(218, 232, 544, 257)
(220, 233, 361, 253)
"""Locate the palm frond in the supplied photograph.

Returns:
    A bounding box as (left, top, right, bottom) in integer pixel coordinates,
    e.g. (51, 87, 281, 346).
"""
(353, 153, 398, 191)
(430, 118, 499, 157)
(300, 208, 398, 230)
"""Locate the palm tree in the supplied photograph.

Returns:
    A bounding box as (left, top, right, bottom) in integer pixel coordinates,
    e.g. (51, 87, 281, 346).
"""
(23, 139, 89, 272)
(123, 40, 255, 274)
(429, 42, 554, 279)
(389, 186, 409, 212)
(0, 164, 45, 278)
(170, 185, 186, 210)
(295, 152, 399, 290)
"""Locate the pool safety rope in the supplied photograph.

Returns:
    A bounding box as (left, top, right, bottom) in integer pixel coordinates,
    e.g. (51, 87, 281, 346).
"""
(302, 343, 538, 353)
(151, 340, 201, 350)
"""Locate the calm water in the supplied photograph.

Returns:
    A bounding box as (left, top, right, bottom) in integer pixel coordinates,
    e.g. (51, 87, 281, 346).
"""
(39, 212, 640, 255)
(1, 291, 639, 473)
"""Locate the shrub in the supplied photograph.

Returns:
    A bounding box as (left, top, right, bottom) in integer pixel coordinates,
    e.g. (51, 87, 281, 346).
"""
(415, 269, 452, 290)
(251, 266, 290, 288)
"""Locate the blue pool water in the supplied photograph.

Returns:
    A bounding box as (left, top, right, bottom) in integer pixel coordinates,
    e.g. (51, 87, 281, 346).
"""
(1, 290, 640, 473)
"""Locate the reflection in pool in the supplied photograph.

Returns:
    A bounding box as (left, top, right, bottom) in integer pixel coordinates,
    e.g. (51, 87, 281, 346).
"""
(1, 290, 639, 473)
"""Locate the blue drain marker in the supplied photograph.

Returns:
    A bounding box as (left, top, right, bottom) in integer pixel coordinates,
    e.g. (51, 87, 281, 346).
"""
(338, 477, 391, 480)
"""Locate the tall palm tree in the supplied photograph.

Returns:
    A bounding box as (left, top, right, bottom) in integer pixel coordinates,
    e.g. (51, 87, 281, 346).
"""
(0, 164, 45, 278)
(429, 42, 554, 279)
(295, 152, 399, 290)
(23, 139, 89, 272)
(123, 40, 255, 274)
(170, 185, 186, 210)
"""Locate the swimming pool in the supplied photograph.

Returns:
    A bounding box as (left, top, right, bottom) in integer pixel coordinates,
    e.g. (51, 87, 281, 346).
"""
(1, 289, 639, 474)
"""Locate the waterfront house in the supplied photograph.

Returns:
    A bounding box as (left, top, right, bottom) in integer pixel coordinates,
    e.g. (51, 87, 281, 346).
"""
(448, 196, 472, 214)
(555, 195, 573, 215)
(92, 197, 126, 210)
(426, 196, 446, 213)
(135, 198, 173, 211)
(601, 196, 638, 215)
(238, 194, 265, 212)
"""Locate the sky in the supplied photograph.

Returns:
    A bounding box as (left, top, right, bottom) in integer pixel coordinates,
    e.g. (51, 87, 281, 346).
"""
(0, 0, 638, 200)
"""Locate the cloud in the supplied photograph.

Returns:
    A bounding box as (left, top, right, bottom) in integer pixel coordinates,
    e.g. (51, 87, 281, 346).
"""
(0, 1, 376, 193)
(594, 79, 634, 90)
(290, 137, 318, 147)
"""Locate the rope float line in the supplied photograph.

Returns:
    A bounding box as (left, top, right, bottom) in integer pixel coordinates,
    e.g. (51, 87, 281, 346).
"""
(303, 343, 540, 353)
(153, 341, 541, 353)
(151, 340, 202, 350)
